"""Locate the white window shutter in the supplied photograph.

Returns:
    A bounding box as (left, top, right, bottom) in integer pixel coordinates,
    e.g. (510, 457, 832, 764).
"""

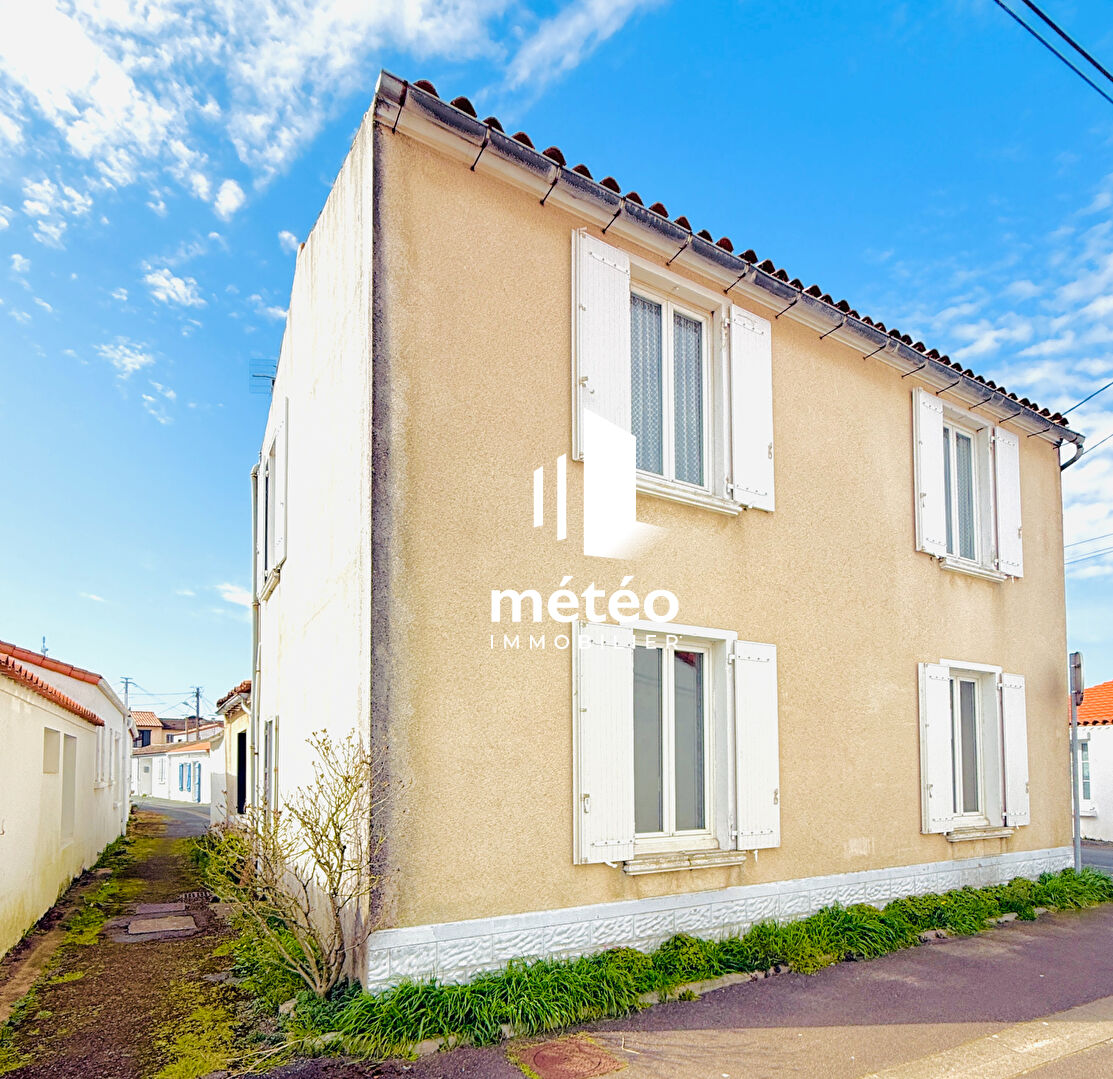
(733, 640, 780, 849)
(1001, 673, 1030, 826)
(573, 621, 635, 864)
(913, 389, 947, 557)
(994, 427, 1023, 577)
(254, 457, 267, 597)
(729, 307, 775, 512)
(274, 401, 288, 568)
(919, 662, 956, 833)
(573, 231, 631, 459)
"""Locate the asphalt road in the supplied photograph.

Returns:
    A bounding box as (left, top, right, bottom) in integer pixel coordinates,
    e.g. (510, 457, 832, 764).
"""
(131, 796, 211, 837)
(1082, 841, 1113, 871)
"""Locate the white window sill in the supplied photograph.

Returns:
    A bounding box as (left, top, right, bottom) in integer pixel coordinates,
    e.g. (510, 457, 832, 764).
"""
(636, 474, 741, 517)
(259, 566, 280, 600)
(1081, 802, 1098, 817)
(946, 825, 1015, 843)
(623, 849, 748, 875)
(938, 556, 1009, 583)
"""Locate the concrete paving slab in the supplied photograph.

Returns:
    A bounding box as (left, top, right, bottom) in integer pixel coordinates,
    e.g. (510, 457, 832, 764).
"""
(127, 915, 196, 935)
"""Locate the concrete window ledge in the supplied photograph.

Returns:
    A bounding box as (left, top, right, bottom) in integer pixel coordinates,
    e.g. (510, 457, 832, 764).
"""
(946, 826, 1014, 843)
(623, 850, 749, 875)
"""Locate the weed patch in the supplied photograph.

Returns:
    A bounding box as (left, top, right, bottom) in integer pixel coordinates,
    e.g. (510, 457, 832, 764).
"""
(151, 982, 238, 1079)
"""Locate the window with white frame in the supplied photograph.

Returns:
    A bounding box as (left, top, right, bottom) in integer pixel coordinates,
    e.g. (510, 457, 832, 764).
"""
(573, 621, 780, 870)
(256, 398, 288, 598)
(1081, 741, 1091, 801)
(913, 388, 1023, 578)
(919, 661, 1030, 835)
(573, 231, 775, 514)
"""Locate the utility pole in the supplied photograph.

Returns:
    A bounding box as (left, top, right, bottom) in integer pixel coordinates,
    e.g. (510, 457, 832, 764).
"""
(191, 686, 203, 742)
(121, 677, 133, 713)
(1069, 652, 1085, 872)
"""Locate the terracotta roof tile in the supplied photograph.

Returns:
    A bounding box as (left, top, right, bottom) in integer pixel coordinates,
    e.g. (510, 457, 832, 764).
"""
(0, 654, 103, 726)
(132, 710, 161, 729)
(0, 639, 103, 685)
(216, 679, 251, 711)
(166, 740, 212, 754)
(405, 77, 1073, 428)
(1079, 681, 1113, 726)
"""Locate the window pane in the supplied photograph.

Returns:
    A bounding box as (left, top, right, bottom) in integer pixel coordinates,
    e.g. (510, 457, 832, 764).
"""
(631, 295, 663, 475)
(673, 312, 704, 485)
(943, 427, 954, 555)
(633, 646, 664, 834)
(1082, 743, 1091, 799)
(955, 432, 976, 560)
(673, 650, 705, 831)
(959, 679, 979, 813)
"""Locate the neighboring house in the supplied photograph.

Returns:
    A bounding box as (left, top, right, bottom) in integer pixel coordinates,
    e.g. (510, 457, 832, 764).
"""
(1076, 680, 1113, 840)
(250, 73, 1083, 990)
(132, 723, 224, 805)
(0, 640, 133, 957)
(212, 680, 251, 825)
(132, 710, 179, 748)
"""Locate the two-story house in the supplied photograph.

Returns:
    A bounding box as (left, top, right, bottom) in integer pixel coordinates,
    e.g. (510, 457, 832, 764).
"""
(249, 73, 1084, 991)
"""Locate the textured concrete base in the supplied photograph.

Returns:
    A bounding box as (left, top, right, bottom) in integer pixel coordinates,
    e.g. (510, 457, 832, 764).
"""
(135, 902, 186, 915)
(363, 846, 1072, 990)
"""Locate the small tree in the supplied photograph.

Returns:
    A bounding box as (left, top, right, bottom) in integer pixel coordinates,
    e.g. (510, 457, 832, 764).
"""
(203, 730, 384, 997)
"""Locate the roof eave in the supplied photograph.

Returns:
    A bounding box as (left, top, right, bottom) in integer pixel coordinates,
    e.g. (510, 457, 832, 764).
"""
(371, 70, 1082, 449)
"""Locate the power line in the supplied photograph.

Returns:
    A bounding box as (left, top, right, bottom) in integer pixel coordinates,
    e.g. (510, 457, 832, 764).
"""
(1019, 1, 1113, 88)
(1077, 430, 1113, 462)
(991, 0, 1113, 107)
(1063, 378, 1113, 417)
(1065, 530, 1113, 549)
(1065, 544, 1113, 566)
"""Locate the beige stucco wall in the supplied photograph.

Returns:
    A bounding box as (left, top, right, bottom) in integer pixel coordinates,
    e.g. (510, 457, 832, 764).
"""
(0, 683, 129, 957)
(369, 125, 1071, 931)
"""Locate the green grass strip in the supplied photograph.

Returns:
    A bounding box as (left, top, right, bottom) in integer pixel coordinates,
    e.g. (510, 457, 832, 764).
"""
(229, 866, 1113, 1059)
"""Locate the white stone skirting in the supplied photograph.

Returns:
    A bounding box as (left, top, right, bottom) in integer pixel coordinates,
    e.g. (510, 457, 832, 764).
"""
(364, 846, 1071, 991)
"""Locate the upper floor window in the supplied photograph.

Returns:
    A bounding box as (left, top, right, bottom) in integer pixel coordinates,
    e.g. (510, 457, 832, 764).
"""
(256, 398, 288, 599)
(572, 231, 775, 515)
(913, 388, 1023, 579)
(630, 291, 708, 489)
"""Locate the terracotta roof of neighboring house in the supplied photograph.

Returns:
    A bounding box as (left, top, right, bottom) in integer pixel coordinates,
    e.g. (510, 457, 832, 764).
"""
(132, 710, 161, 729)
(1079, 681, 1113, 726)
(383, 75, 1080, 439)
(0, 639, 104, 685)
(166, 740, 212, 754)
(216, 679, 251, 711)
(0, 654, 104, 726)
(132, 744, 169, 757)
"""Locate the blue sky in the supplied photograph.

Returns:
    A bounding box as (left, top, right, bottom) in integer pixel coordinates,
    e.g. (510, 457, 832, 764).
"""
(1, 0, 1112, 715)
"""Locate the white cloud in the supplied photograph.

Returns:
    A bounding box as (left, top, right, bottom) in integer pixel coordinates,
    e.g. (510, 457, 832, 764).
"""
(21, 176, 92, 247)
(9, 308, 30, 324)
(10, 253, 29, 273)
(79, 592, 105, 602)
(96, 336, 154, 377)
(215, 581, 251, 608)
(504, 0, 661, 95)
(278, 229, 299, 253)
(33, 297, 52, 313)
(111, 286, 127, 301)
(249, 292, 286, 321)
(213, 178, 244, 219)
(0, 205, 10, 230)
(150, 380, 176, 400)
(175, 588, 196, 597)
(144, 266, 205, 307)
(141, 392, 172, 424)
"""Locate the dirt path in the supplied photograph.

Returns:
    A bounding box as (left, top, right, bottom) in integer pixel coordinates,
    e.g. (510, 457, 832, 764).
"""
(0, 802, 240, 1079)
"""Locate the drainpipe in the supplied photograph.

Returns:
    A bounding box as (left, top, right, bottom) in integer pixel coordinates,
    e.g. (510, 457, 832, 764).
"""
(1060, 441, 1085, 471)
(250, 463, 261, 812)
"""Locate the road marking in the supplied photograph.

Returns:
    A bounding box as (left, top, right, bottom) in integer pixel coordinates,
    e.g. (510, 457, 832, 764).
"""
(860, 995, 1113, 1078)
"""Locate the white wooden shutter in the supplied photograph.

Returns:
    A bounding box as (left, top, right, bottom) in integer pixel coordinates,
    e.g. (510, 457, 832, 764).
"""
(729, 307, 775, 511)
(913, 389, 947, 557)
(919, 662, 956, 833)
(733, 640, 780, 849)
(574, 621, 635, 864)
(1001, 673, 1030, 826)
(254, 457, 267, 597)
(573, 231, 631, 459)
(994, 427, 1023, 577)
(273, 400, 288, 568)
